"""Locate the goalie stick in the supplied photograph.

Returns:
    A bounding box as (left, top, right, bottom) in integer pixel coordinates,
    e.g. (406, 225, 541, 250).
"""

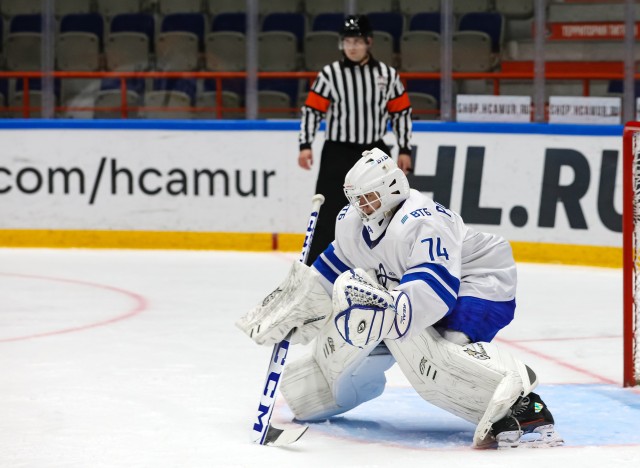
(251, 194, 325, 446)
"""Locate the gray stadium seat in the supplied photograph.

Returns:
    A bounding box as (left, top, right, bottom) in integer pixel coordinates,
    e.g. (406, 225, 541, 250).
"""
(195, 90, 242, 119)
(158, 0, 203, 15)
(400, 31, 440, 72)
(5, 15, 42, 71)
(408, 92, 438, 121)
(371, 31, 394, 67)
(260, 0, 301, 16)
(258, 90, 293, 119)
(56, 13, 103, 71)
(55, 0, 92, 17)
(143, 90, 193, 119)
(398, 0, 440, 16)
(453, 0, 491, 15)
(94, 89, 141, 119)
(304, 31, 341, 70)
(452, 31, 493, 72)
(10, 90, 43, 118)
(258, 31, 298, 71)
(156, 14, 204, 71)
(356, 0, 394, 14)
(0, 1, 41, 16)
(495, 0, 533, 19)
(205, 32, 246, 71)
(105, 13, 154, 71)
(96, 0, 143, 19)
(207, 0, 246, 15)
(304, 0, 343, 17)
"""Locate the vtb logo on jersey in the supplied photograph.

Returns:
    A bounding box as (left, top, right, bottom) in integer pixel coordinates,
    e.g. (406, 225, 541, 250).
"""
(376, 263, 399, 288)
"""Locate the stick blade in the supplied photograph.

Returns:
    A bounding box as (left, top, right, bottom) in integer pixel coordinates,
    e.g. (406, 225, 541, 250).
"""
(262, 424, 308, 446)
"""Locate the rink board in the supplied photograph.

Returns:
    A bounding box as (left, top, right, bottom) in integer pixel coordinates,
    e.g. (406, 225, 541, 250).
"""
(0, 120, 623, 266)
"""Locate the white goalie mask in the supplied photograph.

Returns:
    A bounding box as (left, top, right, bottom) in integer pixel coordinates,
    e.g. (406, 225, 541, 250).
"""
(343, 148, 410, 240)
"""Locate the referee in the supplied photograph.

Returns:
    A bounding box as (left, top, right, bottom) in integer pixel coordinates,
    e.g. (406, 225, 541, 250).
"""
(298, 14, 414, 265)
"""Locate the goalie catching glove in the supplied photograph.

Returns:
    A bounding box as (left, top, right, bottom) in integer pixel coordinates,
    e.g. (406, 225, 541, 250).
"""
(236, 261, 332, 346)
(333, 268, 412, 348)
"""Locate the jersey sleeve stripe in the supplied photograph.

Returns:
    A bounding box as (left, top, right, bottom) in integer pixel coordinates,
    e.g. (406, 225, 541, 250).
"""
(312, 255, 339, 284)
(400, 272, 457, 312)
(323, 244, 351, 273)
(406, 262, 461, 293)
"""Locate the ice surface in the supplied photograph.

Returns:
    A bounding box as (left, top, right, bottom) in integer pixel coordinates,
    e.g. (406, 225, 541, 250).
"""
(0, 248, 638, 468)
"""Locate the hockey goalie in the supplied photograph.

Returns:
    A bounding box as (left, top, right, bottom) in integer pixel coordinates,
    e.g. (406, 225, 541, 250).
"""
(237, 148, 564, 449)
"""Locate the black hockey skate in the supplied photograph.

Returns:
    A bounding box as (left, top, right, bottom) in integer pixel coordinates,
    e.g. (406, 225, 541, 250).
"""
(491, 392, 564, 449)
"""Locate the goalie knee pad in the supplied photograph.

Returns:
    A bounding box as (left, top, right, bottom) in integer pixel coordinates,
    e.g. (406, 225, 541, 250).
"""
(281, 322, 395, 421)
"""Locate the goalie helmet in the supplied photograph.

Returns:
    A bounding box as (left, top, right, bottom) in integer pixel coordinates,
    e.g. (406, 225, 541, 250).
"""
(343, 148, 410, 240)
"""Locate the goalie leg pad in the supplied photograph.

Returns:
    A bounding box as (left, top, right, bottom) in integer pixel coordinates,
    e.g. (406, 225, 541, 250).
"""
(281, 321, 395, 421)
(384, 327, 537, 445)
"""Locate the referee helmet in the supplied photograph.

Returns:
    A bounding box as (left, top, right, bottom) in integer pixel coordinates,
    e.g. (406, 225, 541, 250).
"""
(340, 15, 373, 39)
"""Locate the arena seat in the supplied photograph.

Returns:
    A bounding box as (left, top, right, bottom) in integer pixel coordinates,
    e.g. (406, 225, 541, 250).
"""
(96, 0, 143, 19)
(158, 0, 203, 15)
(156, 13, 205, 71)
(304, 13, 343, 70)
(56, 13, 104, 71)
(143, 78, 197, 119)
(5, 14, 42, 71)
(205, 13, 247, 71)
(105, 13, 155, 71)
(259, 13, 306, 71)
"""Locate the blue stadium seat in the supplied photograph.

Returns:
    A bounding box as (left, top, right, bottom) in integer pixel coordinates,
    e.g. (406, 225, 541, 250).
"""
(211, 12, 246, 33)
(157, 13, 206, 71)
(608, 80, 640, 97)
(312, 13, 344, 32)
(106, 13, 155, 71)
(368, 12, 404, 52)
(409, 12, 440, 33)
(458, 12, 504, 53)
(10, 13, 42, 32)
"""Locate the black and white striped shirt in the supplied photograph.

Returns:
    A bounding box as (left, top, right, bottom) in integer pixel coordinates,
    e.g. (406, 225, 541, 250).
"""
(299, 57, 413, 154)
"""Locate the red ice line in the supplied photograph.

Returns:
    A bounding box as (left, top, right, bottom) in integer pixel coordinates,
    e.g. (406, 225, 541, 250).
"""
(0, 272, 148, 343)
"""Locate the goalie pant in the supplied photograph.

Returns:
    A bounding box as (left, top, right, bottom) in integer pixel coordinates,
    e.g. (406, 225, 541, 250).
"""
(280, 321, 537, 448)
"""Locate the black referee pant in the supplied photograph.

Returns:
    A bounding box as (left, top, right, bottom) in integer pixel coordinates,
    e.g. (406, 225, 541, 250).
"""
(306, 139, 390, 266)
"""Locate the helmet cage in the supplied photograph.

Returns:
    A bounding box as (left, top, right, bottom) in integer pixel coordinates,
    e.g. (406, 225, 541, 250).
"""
(343, 150, 410, 239)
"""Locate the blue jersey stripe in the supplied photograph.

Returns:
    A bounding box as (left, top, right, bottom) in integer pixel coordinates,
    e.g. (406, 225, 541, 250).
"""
(407, 263, 460, 294)
(323, 244, 351, 274)
(400, 272, 457, 313)
(313, 255, 339, 284)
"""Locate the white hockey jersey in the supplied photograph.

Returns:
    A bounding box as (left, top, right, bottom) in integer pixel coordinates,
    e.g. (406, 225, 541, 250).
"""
(312, 189, 517, 334)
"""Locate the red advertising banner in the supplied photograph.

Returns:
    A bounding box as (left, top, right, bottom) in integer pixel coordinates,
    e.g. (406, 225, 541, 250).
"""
(546, 22, 639, 40)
